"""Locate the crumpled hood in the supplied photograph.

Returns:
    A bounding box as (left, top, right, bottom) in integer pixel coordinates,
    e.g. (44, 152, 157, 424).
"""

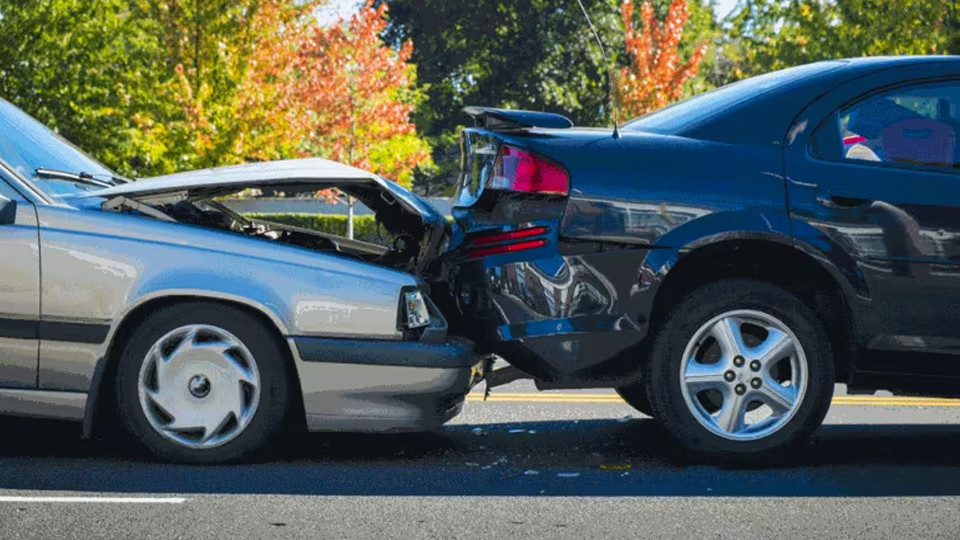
(77, 157, 451, 276)
(88, 157, 386, 199)
(79, 157, 445, 227)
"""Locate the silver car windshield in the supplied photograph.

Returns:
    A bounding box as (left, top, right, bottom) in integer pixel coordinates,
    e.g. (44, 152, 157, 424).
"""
(0, 98, 120, 197)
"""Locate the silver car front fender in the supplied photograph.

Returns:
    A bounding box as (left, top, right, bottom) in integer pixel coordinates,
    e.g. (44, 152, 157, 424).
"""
(37, 205, 416, 392)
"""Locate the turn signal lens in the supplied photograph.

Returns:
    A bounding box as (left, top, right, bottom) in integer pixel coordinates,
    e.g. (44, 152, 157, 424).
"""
(489, 145, 569, 195)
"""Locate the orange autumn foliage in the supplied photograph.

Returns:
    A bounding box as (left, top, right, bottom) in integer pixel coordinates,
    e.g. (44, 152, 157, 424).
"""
(615, 0, 707, 118)
(236, 1, 431, 188)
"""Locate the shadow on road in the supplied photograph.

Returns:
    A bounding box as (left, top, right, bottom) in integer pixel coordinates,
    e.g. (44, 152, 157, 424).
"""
(1, 416, 959, 497)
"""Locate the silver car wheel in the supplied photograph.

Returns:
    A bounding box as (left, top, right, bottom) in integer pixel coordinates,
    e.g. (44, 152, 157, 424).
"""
(679, 309, 808, 441)
(137, 324, 261, 450)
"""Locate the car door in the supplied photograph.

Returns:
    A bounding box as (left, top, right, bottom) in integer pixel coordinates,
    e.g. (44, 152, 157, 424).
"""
(0, 166, 40, 388)
(786, 64, 960, 369)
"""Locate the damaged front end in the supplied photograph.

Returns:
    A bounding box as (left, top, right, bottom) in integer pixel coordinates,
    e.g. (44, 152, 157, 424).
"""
(77, 158, 453, 279)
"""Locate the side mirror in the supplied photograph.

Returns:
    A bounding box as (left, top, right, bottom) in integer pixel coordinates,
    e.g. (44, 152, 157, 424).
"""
(0, 195, 16, 225)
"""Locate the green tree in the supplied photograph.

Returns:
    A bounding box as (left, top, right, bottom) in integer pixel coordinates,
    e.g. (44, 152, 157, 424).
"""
(382, 0, 719, 193)
(130, 0, 321, 174)
(0, 0, 323, 178)
(0, 0, 166, 176)
(724, 0, 958, 81)
(837, 0, 959, 55)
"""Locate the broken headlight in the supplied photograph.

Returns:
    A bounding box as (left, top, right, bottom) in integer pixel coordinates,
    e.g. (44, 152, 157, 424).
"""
(402, 289, 431, 329)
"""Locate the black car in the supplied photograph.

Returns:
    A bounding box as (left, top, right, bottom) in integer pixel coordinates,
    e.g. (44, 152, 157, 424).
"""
(442, 56, 960, 457)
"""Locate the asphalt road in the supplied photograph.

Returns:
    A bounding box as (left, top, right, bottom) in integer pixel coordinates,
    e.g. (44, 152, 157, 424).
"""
(1, 382, 960, 539)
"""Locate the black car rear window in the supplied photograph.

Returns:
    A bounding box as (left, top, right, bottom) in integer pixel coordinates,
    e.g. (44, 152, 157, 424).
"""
(623, 61, 846, 135)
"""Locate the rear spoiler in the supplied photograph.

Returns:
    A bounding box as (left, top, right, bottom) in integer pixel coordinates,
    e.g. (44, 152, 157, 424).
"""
(463, 106, 573, 130)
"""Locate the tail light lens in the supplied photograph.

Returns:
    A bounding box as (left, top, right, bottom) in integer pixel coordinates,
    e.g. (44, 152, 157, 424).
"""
(465, 226, 550, 259)
(468, 226, 549, 246)
(466, 238, 547, 259)
(488, 145, 569, 195)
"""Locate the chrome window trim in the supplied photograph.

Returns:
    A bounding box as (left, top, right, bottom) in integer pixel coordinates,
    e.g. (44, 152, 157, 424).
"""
(0, 156, 55, 205)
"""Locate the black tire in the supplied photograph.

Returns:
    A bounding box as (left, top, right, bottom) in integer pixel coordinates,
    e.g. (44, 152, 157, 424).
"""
(646, 279, 834, 458)
(616, 384, 654, 417)
(116, 302, 291, 463)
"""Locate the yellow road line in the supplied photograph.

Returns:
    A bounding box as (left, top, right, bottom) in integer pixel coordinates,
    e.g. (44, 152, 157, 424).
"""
(465, 393, 960, 407)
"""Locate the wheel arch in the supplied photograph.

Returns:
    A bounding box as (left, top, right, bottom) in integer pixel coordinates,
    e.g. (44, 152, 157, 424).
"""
(82, 293, 305, 439)
(645, 234, 862, 382)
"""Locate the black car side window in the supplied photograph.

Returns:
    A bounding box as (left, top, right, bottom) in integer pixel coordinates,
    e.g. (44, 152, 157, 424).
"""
(837, 82, 960, 171)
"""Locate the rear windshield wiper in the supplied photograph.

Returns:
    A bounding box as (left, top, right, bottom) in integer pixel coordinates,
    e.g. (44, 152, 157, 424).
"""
(34, 168, 122, 188)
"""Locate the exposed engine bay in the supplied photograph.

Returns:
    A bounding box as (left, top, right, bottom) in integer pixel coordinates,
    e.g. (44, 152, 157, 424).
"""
(163, 198, 426, 271)
(100, 179, 447, 276)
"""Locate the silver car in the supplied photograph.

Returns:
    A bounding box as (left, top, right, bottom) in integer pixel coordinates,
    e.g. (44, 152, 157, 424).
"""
(0, 98, 481, 463)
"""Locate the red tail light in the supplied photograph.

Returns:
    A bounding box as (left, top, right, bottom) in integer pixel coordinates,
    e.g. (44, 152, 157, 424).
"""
(466, 239, 547, 259)
(465, 226, 550, 259)
(489, 145, 569, 195)
(469, 226, 549, 246)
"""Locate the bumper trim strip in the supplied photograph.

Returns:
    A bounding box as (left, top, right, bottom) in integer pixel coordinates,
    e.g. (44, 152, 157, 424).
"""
(293, 336, 476, 369)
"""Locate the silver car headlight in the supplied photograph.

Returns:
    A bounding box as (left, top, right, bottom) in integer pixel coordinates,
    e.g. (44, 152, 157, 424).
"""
(402, 289, 431, 329)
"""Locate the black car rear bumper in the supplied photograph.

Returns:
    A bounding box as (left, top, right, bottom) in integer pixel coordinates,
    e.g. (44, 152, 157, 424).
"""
(451, 246, 653, 380)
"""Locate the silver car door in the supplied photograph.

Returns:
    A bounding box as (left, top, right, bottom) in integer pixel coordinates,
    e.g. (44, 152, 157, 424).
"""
(0, 173, 39, 387)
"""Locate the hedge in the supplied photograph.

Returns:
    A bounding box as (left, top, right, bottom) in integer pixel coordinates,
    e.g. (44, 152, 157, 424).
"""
(244, 214, 387, 244)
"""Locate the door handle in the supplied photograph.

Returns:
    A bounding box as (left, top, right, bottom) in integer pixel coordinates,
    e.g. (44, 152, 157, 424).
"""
(815, 194, 872, 209)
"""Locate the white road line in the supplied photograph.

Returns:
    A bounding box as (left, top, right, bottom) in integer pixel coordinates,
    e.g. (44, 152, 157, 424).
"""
(0, 496, 187, 504)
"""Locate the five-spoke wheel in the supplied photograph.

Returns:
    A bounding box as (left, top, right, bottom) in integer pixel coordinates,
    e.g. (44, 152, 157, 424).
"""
(679, 310, 806, 441)
(645, 279, 834, 457)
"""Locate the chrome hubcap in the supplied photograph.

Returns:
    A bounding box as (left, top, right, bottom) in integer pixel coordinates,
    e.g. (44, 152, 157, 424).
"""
(137, 325, 260, 449)
(679, 310, 808, 441)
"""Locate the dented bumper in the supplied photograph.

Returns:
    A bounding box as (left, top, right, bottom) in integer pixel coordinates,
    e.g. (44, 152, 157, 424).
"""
(289, 335, 482, 432)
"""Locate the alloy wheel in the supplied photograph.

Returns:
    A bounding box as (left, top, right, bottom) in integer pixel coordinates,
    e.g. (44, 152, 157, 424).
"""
(679, 309, 808, 441)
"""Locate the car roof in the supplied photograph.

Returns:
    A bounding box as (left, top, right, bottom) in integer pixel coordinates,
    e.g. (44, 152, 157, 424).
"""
(684, 56, 960, 145)
(836, 55, 960, 67)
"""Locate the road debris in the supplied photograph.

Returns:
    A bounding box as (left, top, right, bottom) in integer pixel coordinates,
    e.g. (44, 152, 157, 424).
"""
(556, 472, 581, 478)
(523, 470, 539, 476)
(508, 428, 525, 434)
